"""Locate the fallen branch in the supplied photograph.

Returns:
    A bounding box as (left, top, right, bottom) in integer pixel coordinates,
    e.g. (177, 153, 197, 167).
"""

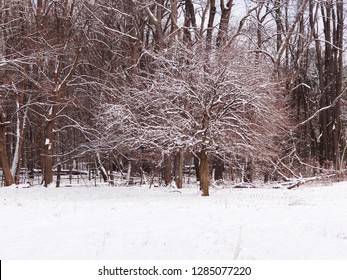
(232, 182, 256, 189)
(287, 180, 305, 190)
(287, 173, 338, 190)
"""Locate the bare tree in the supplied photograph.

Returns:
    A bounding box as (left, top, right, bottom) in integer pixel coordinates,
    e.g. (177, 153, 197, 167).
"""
(98, 40, 291, 194)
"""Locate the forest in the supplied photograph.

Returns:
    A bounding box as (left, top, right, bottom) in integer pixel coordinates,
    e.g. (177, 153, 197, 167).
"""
(0, 0, 345, 195)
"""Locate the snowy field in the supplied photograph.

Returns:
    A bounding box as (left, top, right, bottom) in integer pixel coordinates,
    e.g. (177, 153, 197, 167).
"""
(1, 181, 347, 260)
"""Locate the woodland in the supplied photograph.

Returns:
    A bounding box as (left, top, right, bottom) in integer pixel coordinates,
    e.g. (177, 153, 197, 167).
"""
(0, 0, 345, 195)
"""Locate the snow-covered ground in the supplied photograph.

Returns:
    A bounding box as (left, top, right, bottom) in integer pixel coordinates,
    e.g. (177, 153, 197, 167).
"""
(1, 181, 347, 260)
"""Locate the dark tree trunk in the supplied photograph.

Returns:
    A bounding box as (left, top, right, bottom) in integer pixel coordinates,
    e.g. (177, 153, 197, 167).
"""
(200, 149, 209, 196)
(309, 0, 344, 168)
(194, 152, 200, 181)
(109, 159, 114, 186)
(163, 153, 173, 186)
(56, 163, 61, 188)
(0, 107, 14, 186)
(244, 158, 253, 183)
(213, 157, 225, 181)
(274, 0, 283, 52)
(43, 106, 56, 187)
(97, 153, 108, 182)
(216, 0, 233, 47)
(332, 0, 343, 169)
(183, 0, 197, 43)
(264, 170, 269, 183)
(170, 0, 178, 35)
(69, 160, 73, 184)
(145, 0, 164, 50)
(174, 149, 184, 188)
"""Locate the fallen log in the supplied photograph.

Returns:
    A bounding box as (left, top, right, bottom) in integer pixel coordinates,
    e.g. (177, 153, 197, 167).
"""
(287, 180, 305, 190)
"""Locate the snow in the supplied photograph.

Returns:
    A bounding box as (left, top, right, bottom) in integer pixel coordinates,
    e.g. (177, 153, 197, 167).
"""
(1, 182, 347, 260)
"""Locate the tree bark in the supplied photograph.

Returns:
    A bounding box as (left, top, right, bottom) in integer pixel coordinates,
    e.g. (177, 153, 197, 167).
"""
(194, 152, 200, 182)
(274, 0, 283, 52)
(126, 161, 132, 186)
(145, 0, 164, 50)
(109, 159, 114, 186)
(332, 0, 343, 169)
(43, 105, 56, 187)
(56, 163, 61, 188)
(183, 0, 197, 43)
(216, 0, 233, 47)
(170, 0, 178, 36)
(213, 157, 224, 181)
(174, 149, 184, 188)
(0, 106, 14, 186)
(200, 149, 209, 196)
(163, 153, 173, 186)
(308, 0, 344, 167)
(206, 0, 216, 50)
(11, 92, 27, 185)
(96, 152, 108, 182)
(244, 158, 253, 183)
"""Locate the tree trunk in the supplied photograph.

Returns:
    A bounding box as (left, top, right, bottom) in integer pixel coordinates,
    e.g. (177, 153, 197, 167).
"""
(145, 0, 164, 50)
(308, 0, 344, 167)
(244, 158, 253, 183)
(0, 107, 14, 186)
(200, 149, 209, 196)
(216, 0, 233, 47)
(274, 0, 283, 53)
(43, 105, 56, 187)
(194, 152, 200, 181)
(109, 159, 114, 186)
(96, 152, 108, 182)
(174, 149, 184, 188)
(183, 0, 197, 43)
(264, 170, 269, 183)
(333, 0, 343, 169)
(170, 0, 178, 36)
(126, 161, 132, 186)
(11, 94, 22, 184)
(56, 163, 61, 188)
(213, 157, 224, 181)
(163, 153, 173, 186)
(206, 0, 216, 50)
